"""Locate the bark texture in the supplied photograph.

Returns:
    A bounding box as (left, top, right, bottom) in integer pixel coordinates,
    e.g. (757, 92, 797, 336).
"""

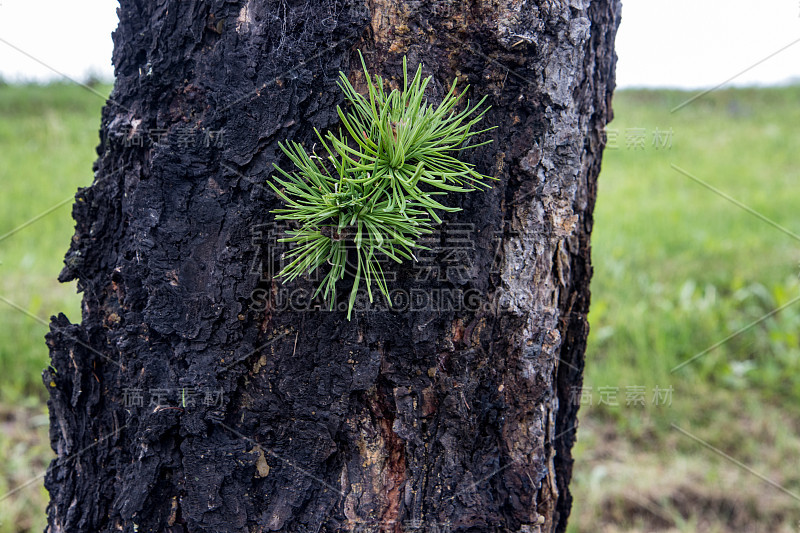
(44, 1, 620, 531)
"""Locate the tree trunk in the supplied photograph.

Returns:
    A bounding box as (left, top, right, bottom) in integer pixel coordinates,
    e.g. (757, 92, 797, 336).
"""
(44, 1, 620, 531)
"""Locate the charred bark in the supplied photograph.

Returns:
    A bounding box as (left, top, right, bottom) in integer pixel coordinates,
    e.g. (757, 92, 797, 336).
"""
(44, 1, 620, 532)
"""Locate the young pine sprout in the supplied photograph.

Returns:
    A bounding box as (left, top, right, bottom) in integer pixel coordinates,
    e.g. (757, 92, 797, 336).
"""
(270, 52, 496, 319)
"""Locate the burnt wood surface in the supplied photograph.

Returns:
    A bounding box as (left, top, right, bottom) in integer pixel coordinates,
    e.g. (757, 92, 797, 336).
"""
(44, 1, 620, 531)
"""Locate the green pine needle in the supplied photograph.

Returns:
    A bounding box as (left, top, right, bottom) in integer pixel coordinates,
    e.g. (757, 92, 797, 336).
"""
(270, 51, 496, 319)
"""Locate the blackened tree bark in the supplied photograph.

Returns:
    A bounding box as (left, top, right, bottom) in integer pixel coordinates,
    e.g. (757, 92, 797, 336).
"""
(44, 1, 620, 531)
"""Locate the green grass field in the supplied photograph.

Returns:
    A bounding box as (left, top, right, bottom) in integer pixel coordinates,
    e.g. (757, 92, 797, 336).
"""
(0, 83, 798, 532)
(572, 86, 800, 532)
(0, 83, 102, 532)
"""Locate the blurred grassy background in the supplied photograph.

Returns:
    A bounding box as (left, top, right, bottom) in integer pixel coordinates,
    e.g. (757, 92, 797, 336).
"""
(0, 83, 798, 532)
(0, 83, 101, 532)
(571, 86, 800, 532)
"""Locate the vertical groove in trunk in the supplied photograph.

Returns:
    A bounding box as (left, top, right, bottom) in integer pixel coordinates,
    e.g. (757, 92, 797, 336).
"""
(44, 1, 620, 532)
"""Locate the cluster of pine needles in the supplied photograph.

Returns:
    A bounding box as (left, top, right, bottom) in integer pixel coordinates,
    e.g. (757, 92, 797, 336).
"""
(269, 53, 495, 319)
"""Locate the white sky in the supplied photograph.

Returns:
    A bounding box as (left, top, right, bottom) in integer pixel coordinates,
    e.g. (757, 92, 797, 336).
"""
(0, 0, 798, 88)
